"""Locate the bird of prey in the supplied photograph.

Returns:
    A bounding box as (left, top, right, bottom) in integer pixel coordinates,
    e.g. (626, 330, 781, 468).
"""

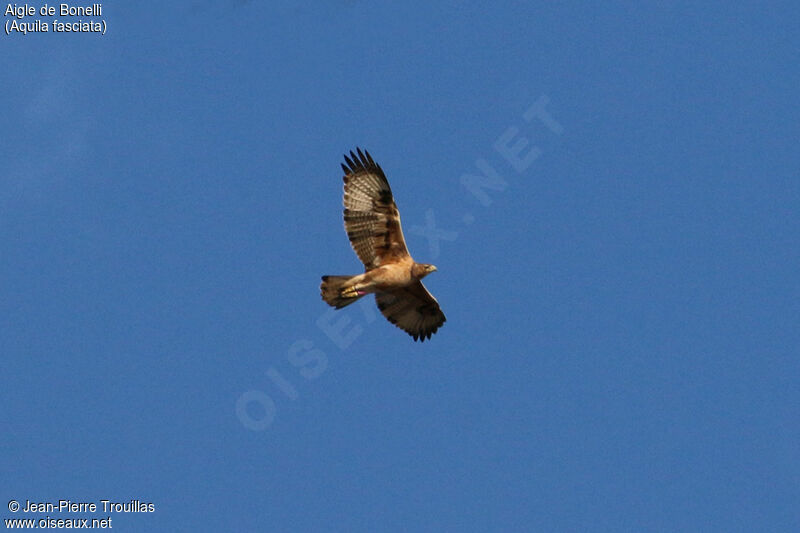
(320, 148, 446, 342)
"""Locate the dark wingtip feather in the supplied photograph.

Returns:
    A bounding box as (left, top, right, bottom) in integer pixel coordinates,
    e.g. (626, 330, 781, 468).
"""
(340, 147, 388, 180)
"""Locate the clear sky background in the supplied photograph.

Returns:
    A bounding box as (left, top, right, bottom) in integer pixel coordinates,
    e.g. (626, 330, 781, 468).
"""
(3, 2, 798, 531)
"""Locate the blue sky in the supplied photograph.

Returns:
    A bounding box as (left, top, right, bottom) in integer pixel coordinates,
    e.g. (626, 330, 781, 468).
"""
(3, 2, 798, 531)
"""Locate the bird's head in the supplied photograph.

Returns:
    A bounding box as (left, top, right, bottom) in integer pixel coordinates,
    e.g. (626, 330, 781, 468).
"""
(412, 263, 438, 280)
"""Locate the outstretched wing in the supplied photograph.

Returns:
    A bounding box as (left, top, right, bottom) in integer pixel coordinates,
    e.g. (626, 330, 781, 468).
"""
(375, 281, 446, 342)
(341, 148, 410, 270)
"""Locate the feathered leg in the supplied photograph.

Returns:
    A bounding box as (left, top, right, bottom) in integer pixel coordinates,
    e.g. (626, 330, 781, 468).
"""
(320, 275, 367, 309)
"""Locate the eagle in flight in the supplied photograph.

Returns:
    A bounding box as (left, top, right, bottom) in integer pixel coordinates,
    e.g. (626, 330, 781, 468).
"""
(320, 148, 446, 341)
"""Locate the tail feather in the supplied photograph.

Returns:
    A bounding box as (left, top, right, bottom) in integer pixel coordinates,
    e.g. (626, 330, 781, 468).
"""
(320, 275, 363, 309)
